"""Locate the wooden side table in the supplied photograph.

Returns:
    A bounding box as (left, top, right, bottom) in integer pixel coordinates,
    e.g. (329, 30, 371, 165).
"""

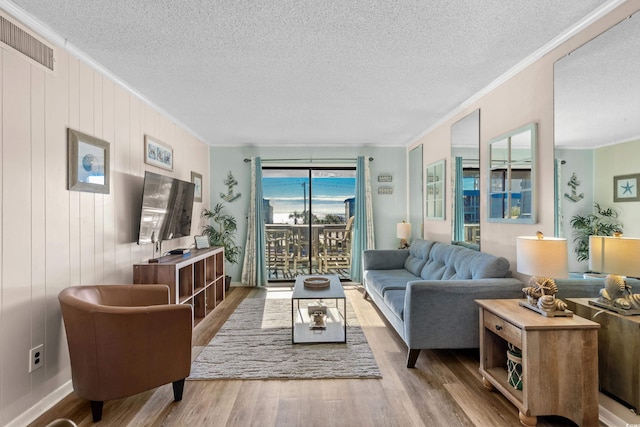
(476, 299, 600, 426)
(567, 297, 640, 412)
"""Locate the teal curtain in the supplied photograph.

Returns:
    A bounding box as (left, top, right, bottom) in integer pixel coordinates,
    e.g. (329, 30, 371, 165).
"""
(350, 156, 374, 283)
(453, 156, 464, 241)
(241, 157, 268, 286)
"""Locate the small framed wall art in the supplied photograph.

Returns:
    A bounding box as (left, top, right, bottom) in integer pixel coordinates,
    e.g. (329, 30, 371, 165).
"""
(144, 135, 173, 171)
(191, 171, 203, 202)
(614, 173, 640, 202)
(68, 128, 110, 194)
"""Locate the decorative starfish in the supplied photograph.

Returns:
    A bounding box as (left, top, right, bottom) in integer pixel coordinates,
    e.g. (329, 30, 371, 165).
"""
(621, 180, 635, 195)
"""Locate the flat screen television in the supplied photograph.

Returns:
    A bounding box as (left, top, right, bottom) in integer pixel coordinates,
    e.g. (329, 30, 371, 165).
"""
(137, 171, 195, 245)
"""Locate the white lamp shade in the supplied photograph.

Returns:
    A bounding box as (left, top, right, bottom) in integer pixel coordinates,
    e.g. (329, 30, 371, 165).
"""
(397, 222, 412, 239)
(589, 235, 640, 277)
(516, 236, 569, 278)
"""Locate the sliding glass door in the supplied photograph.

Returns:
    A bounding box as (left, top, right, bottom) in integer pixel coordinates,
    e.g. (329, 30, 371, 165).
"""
(262, 167, 356, 282)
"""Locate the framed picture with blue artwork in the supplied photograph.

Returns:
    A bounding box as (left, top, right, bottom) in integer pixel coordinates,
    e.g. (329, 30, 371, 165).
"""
(614, 173, 640, 202)
(144, 135, 173, 171)
(68, 128, 110, 194)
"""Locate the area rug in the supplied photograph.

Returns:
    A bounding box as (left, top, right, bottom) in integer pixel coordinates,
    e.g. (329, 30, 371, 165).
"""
(188, 294, 381, 380)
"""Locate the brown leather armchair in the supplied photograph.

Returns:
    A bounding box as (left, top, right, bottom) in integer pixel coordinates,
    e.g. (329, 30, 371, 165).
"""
(58, 285, 192, 422)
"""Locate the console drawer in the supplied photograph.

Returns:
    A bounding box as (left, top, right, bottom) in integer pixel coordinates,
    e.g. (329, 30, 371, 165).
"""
(484, 310, 522, 347)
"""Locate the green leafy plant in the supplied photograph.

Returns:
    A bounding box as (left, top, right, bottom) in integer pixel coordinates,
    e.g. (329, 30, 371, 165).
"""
(201, 203, 241, 265)
(569, 203, 622, 262)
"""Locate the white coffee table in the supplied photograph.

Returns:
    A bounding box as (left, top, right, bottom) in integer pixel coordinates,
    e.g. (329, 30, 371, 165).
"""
(291, 274, 346, 344)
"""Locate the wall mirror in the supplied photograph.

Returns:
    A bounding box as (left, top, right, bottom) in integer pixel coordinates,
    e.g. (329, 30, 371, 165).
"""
(409, 144, 424, 239)
(554, 13, 640, 271)
(488, 123, 537, 223)
(451, 109, 480, 247)
(426, 159, 445, 220)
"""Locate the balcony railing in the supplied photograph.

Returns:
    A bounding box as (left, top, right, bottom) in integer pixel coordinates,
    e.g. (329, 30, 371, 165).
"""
(265, 223, 352, 281)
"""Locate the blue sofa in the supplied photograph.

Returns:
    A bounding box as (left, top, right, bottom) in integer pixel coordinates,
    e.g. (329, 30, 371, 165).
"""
(362, 239, 523, 368)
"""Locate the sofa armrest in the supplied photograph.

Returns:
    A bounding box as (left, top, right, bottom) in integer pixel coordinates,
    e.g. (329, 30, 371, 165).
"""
(403, 278, 523, 349)
(363, 249, 409, 270)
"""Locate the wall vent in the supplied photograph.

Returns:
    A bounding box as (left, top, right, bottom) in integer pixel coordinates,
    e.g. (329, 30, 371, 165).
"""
(0, 11, 54, 72)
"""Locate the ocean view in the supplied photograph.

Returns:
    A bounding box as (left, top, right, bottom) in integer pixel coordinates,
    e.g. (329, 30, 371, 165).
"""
(263, 176, 356, 224)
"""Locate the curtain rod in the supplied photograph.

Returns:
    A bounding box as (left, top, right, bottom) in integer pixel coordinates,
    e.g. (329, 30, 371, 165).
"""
(243, 157, 373, 163)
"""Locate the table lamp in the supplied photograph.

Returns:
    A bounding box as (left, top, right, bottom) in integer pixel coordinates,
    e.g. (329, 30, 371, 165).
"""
(397, 221, 411, 249)
(589, 233, 640, 314)
(517, 232, 571, 317)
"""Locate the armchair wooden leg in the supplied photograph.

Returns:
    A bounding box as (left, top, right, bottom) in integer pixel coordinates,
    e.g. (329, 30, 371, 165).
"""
(362, 289, 369, 299)
(407, 349, 420, 368)
(173, 378, 186, 401)
(90, 400, 103, 422)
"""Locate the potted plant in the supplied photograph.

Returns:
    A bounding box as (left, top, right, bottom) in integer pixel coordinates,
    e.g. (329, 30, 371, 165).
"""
(569, 203, 622, 263)
(201, 202, 241, 291)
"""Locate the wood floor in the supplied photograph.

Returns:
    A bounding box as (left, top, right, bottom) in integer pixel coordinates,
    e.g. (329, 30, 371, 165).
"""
(30, 285, 585, 427)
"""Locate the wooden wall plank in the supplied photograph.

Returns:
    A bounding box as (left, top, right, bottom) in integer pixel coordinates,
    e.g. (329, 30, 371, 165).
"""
(43, 49, 71, 387)
(78, 62, 95, 285)
(1, 49, 33, 414)
(67, 56, 80, 286)
(93, 72, 104, 283)
(129, 97, 143, 264)
(113, 85, 131, 282)
(30, 63, 48, 399)
(101, 78, 117, 282)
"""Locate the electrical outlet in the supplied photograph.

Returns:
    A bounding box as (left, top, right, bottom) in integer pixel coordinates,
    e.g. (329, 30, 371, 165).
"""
(29, 344, 44, 373)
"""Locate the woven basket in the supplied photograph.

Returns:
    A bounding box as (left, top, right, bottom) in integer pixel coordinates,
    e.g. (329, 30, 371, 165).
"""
(506, 343, 523, 390)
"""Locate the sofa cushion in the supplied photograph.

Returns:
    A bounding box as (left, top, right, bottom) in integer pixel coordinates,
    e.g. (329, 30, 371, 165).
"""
(420, 243, 454, 279)
(403, 239, 435, 276)
(364, 269, 416, 297)
(382, 289, 406, 320)
(461, 250, 510, 279)
(421, 243, 510, 280)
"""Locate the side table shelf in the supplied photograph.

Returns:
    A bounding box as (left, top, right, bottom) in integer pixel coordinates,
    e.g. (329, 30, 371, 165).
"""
(133, 246, 225, 327)
(476, 299, 599, 426)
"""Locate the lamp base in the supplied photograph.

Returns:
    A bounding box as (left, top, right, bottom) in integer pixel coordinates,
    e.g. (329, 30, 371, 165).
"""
(588, 298, 640, 316)
(518, 300, 573, 317)
(398, 238, 409, 249)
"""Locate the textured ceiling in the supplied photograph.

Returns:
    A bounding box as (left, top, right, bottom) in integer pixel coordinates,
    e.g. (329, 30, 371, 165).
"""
(9, 0, 607, 147)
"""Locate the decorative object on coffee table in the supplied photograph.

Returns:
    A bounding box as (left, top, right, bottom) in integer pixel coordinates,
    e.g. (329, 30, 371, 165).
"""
(517, 232, 572, 317)
(588, 233, 640, 315)
(308, 301, 327, 329)
(304, 276, 330, 289)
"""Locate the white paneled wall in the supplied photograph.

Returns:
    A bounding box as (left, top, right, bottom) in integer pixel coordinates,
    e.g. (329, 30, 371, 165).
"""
(0, 41, 209, 425)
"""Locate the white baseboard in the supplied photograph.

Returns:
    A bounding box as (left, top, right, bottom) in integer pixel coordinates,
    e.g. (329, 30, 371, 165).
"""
(5, 381, 73, 427)
(600, 404, 626, 427)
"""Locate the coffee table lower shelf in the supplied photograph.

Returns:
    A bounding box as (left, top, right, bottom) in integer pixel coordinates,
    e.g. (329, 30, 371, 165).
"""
(292, 306, 346, 344)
